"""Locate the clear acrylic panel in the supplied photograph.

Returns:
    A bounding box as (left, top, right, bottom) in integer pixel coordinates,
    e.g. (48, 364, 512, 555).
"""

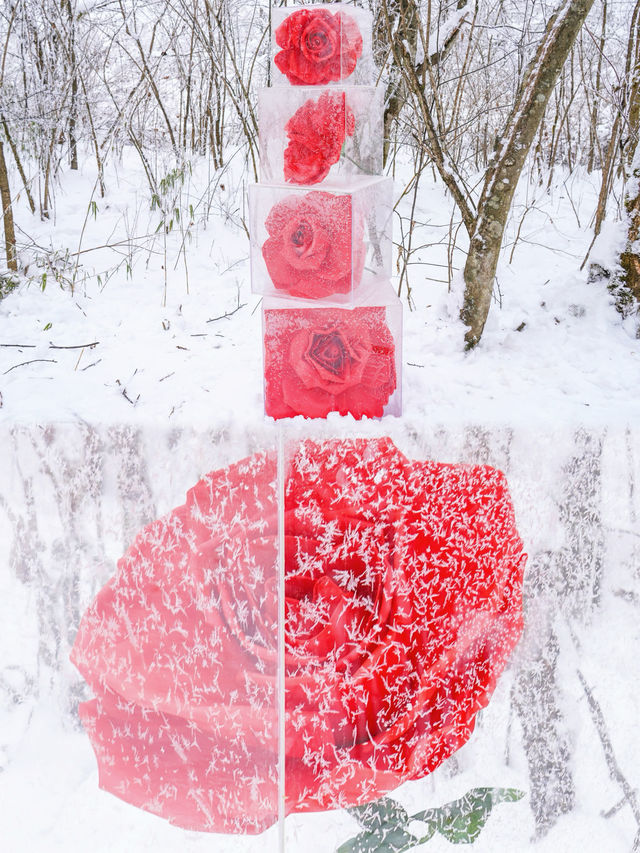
(279, 421, 526, 850)
(259, 85, 384, 186)
(0, 424, 281, 851)
(262, 282, 402, 420)
(3, 420, 639, 849)
(249, 177, 393, 302)
(271, 3, 374, 88)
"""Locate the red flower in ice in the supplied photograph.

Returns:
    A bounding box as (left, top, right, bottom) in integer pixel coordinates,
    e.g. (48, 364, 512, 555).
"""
(71, 438, 526, 834)
(261, 191, 364, 299)
(264, 307, 397, 418)
(274, 8, 363, 86)
(284, 91, 356, 185)
(283, 439, 526, 812)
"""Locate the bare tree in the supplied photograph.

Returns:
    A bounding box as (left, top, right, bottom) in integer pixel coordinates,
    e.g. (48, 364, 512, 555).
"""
(615, 3, 640, 320)
(0, 134, 16, 272)
(383, 0, 596, 348)
(0, 2, 17, 271)
(582, 0, 640, 270)
(618, 149, 640, 314)
(460, 0, 595, 347)
(582, 1, 640, 322)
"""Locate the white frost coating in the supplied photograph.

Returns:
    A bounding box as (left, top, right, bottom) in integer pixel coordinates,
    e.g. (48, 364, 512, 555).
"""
(475, 0, 577, 236)
(427, 2, 472, 62)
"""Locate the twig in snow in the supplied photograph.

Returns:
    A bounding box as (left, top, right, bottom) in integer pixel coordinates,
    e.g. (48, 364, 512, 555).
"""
(206, 302, 246, 323)
(49, 341, 99, 350)
(81, 359, 101, 371)
(0, 343, 35, 348)
(577, 669, 640, 833)
(121, 388, 139, 406)
(602, 796, 634, 819)
(3, 358, 57, 374)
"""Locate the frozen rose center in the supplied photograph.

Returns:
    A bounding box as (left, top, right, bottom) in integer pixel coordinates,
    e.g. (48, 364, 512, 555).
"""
(302, 23, 337, 60)
(309, 331, 351, 376)
(291, 221, 312, 248)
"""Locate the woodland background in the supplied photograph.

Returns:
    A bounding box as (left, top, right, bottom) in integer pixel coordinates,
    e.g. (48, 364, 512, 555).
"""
(1, 1, 640, 851)
(0, 0, 639, 336)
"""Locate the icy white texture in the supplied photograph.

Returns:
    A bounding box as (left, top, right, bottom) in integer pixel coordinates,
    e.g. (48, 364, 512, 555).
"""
(1, 419, 639, 851)
(0, 151, 639, 850)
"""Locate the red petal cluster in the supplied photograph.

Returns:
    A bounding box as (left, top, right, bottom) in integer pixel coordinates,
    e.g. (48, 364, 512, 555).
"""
(264, 306, 397, 418)
(275, 8, 363, 86)
(262, 191, 364, 299)
(284, 91, 356, 185)
(71, 439, 526, 834)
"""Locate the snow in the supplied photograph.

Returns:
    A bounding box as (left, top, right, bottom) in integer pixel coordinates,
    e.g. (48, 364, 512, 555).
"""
(1, 157, 638, 429)
(0, 149, 639, 851)
(425, 2, 472, 64)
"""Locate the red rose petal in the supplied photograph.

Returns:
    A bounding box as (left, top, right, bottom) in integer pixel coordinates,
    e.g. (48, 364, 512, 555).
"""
(284, 91, 355, 185)
(261, 191, 358, 299)
(71, 439, 525, 832)
(274, 9, 363, 85)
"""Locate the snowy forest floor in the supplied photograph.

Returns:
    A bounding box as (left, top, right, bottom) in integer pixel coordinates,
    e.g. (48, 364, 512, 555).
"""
(0, 152, 639, 852)
(0, 152, 638, 427)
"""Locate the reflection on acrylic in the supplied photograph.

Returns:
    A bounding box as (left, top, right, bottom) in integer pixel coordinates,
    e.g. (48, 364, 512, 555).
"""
(71, 438, 525, 835)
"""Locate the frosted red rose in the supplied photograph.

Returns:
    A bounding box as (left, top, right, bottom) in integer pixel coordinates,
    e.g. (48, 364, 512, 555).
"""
(261, 190, 364, 299)
(284, 91, 356, 185)
(71, 438, 526, 834)
(263, 306, 397, 418)
(275, 8, 363, 85)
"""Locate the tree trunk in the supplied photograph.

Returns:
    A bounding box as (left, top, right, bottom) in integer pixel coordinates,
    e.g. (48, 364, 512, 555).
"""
(64, 0, 78, 171)
(0, 137, 16, 272)
(619, 150, 640, 315)
(460, 0, 595, 348)
(587, 0, 606, 173)
(622, 2, 640, 172)
(1, 114, 35, 215)
(375, 0, 420, 167)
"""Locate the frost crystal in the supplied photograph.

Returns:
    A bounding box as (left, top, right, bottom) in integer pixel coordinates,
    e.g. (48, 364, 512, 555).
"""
(71, 437, 525, 833)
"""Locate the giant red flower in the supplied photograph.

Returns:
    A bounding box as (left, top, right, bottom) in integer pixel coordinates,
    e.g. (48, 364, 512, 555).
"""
(71, 439, 526, 834)
(261, 191, 364, 299)
(263, 306, 397, 419)
(284, 91, 356, 185)
(274, 8, 363, 86)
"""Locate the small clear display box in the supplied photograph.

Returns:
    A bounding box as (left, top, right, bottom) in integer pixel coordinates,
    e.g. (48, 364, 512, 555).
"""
(249, 176, 393, 303)
(271, 3, 374, 87)
(262, 280, 402, 420)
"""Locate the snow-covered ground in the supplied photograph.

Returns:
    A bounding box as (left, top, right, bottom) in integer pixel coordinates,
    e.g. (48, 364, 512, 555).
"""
(1, 155, 638, 428)
(1, 153, 639, 851)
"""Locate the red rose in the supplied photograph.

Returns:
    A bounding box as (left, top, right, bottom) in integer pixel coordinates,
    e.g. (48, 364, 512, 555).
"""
(261, 190, 364, 299)
(283, 439, 526, 811)
(284, 91, 356, 184)
(264, 306, 397, 418)
(71, 451, 280, 835)
(274, 8, 363, 85)
(70, 438, 526, 833)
